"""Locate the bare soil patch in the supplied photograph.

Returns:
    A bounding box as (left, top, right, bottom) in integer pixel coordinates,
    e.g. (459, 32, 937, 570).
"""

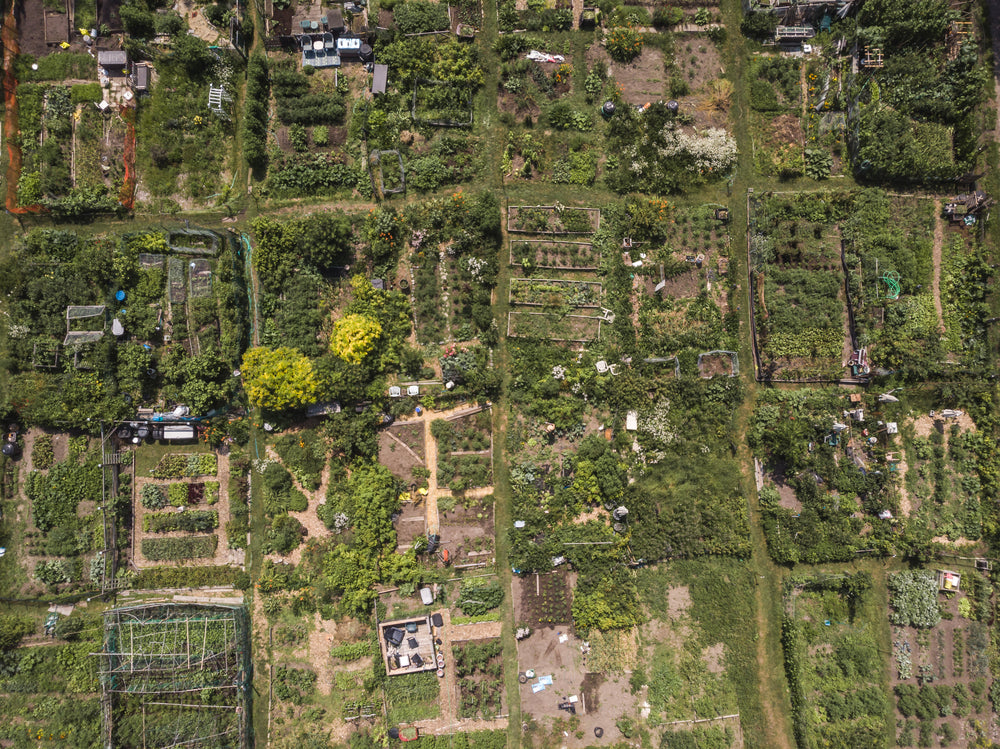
(698, 352, 734, 378)
(672, 33, 724, 95)
(379, 423, 426, 485)
(609, 47, 668, 106)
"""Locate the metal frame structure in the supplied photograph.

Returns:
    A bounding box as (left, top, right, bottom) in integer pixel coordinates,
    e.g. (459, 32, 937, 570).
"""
(97, 603, 251, 749)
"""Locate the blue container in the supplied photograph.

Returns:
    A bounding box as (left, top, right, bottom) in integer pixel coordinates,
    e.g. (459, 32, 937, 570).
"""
(115, 290, 126, 302)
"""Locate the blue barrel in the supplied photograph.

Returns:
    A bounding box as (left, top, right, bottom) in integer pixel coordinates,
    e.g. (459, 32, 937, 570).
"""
(115, 290, 126, 302)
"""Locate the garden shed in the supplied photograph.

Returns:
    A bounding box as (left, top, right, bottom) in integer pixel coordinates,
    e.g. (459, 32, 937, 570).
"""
(97, 50, 128, 76)
(372, 63, 388, 95)
(130, 62, 150, 93)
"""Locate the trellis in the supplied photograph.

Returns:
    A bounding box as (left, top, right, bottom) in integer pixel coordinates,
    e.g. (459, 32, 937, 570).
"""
(98, 603, 251, 749)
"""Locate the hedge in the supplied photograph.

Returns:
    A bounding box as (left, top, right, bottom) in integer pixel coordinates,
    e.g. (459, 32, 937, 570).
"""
(141, 535, 218, 561)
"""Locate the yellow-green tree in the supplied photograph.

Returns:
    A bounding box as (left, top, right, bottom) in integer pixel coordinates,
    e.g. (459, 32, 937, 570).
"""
(331, 313, 382, 365)
(241, 347, 319, 411)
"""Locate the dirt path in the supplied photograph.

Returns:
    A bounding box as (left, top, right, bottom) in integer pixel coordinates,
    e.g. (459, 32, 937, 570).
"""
(931, 200, 946, 333)
(410, 609, 509, 734)
(263, 445, 331, 565)
(392, 403, 492, 538)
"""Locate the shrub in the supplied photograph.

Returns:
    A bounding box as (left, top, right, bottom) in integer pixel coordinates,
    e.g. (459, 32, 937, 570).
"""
(142, 535, 219, 561)
(243, 54, 270, 171)
(606, 26, 643, 63)
(653, 7, 684, 27)
(312, 125, 329, 147)
(141, 484, 168, 509)
(265, 514, 307, 554)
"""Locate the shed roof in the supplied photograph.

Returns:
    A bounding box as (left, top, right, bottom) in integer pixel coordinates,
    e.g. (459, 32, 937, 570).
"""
(98, 50, 128, 67)
(134, 63, 150, 90)
(372, 63, 388, 95)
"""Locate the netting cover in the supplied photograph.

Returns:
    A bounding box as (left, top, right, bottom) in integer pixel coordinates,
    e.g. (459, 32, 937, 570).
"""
(168, 258, 187, 304)
(66, 305, 105, 320)
(188, 259, 213, 298)
(139, 253, 165, 269)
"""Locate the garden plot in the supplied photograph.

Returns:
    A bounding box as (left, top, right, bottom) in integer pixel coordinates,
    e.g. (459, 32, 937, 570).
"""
(262, 609, 383, 746)
(365, 37, 486, 194)
(266, 61, 357, 199)
(843, 193, 939, 371)
(613, 561, 755, 749)
(510, 278, 603, 307)
(498, 58, 574, 120)
(889, 568, 998, 749)
(413, 79, 475, 126)
(896, 412, 983, 543)
(437, 496, 495, 566)
(379, 422, 426, 485)
(132, 450, 236, 568)
(510, 240, 601, 270)
(746, 55, 805, 178)
(16, 430, 105, 596)
(783, 572, 889, 749)
(749, 191, 853, 381)
(508, 205, 601, 235)
(514, 570, 574, 627)
(12, 79, 126, 211)
(453, 638, 505, 719)
(507, 310, 604, 341)
(751, 388, 898, 564)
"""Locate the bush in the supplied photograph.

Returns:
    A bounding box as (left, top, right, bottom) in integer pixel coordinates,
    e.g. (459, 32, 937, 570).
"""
(312, 125, 329, 147)
(652, 7, 684, 27)
(265, 514, 307, 554)
(243, 54, 270, 171)
(70, 82, 102, 104)
(606, 26, 643, 63)
(142, 535, 219, 561)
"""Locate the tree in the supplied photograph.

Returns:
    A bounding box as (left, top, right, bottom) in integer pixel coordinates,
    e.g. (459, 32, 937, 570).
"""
(251, 217, 302, 294)
(331, 314, 382, 365)
(241, 346, 319, 411)
(0, 615, 33, 651)
(168, 34, 216, 80)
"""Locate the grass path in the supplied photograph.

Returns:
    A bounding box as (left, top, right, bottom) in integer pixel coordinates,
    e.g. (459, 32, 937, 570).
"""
(719, 1, 795, 746)
(931, 199, 947, 333)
